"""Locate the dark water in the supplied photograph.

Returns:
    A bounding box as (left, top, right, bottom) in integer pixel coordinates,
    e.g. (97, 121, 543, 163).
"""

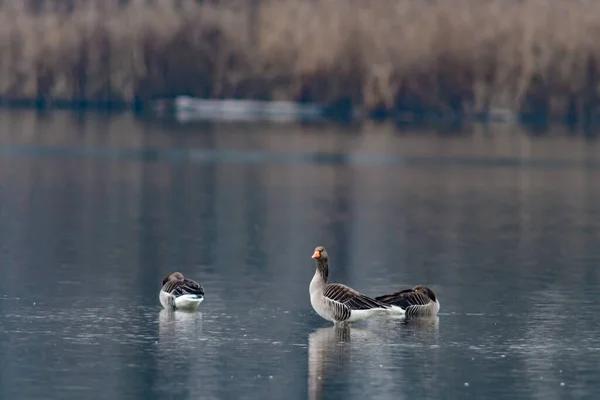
(0, 111, 600, 399)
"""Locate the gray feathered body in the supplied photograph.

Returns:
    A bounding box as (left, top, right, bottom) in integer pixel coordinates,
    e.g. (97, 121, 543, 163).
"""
(309, 251, 392, 324)
(375, 285, 440, 317)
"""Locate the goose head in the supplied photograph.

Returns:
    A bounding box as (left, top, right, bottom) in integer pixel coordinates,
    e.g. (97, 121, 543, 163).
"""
(162, 272, 185, 286)
(413, 285, 437, 302)
(311, 246, 329, 261)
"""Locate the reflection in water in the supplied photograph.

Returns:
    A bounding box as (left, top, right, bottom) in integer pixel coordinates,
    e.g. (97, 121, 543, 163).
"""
(158, 309, 204, 342)
(308, 326, 355, 400)
(403, 315, 439, 329)
(363, 314, 440, 343)
(308, 318, 441, 400)
(395, 316, 440, 342)
(155, 310, 206, 398)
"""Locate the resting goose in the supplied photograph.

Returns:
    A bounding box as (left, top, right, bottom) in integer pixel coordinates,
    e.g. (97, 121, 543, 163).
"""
(375, 285, 440, 317)
(309, 246, 396, 325)
(159, 272, 205, 311)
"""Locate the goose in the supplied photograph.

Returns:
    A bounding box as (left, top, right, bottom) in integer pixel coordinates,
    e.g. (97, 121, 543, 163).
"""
(309, 246, 398, 325)
(159, 272, 205, 311)
(375, 285, 440, 317)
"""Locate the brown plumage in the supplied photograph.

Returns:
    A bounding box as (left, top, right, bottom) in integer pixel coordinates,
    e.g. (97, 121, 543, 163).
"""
(161, 272, 205, 297)
(323, 284, 390, 311)
(375, 285, 440, 317)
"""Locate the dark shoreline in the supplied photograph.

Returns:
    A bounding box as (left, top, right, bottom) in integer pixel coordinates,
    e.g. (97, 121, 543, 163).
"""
(1, 96, 598, 138)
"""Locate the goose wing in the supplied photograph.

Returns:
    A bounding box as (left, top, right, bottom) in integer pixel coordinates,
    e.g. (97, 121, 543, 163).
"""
(182, 278, 204, 296)
(375, 288, 433, 315)
(324, 284, 389, 310)
(162, 279, 204, 297)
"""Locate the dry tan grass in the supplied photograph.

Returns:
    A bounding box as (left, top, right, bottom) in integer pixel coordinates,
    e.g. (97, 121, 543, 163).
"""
(1, 0, 600, 122)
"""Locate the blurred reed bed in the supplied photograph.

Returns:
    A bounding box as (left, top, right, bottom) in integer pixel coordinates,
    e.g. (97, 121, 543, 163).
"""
(0, 0, 599, 124)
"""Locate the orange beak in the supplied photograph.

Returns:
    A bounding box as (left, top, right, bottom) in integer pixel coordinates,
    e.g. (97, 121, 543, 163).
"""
(311, 250, 321, 259)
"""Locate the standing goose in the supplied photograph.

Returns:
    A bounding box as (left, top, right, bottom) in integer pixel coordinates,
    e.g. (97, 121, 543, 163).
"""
(309, 246, 394, 325)
(375, 285, 440, 317)
(159, 272, 205, 311)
